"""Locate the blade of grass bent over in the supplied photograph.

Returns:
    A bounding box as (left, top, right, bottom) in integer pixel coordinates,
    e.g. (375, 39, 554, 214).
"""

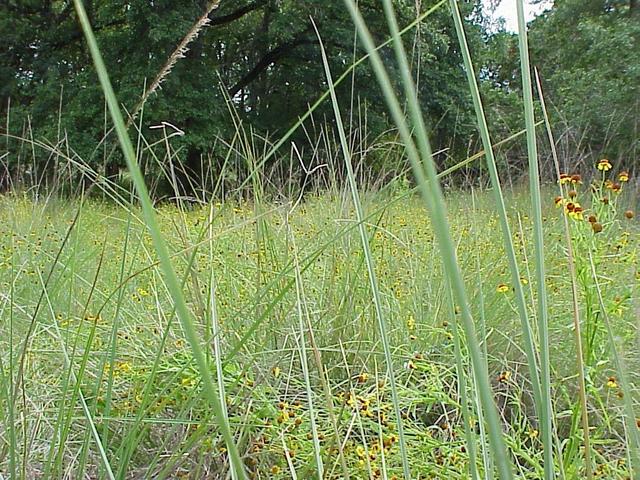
(343, 1, 514, 478)
(449, 2, 553, 478)
(236, 0, 447, 194)
(314, 21, 411, 479)
(72, 2, 246, 478)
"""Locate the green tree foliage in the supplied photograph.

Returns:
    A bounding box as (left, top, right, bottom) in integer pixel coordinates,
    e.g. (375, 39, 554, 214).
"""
(1, 0, 485, 192)
(482, 0, 639, 170)
(531, 0, 639, 162)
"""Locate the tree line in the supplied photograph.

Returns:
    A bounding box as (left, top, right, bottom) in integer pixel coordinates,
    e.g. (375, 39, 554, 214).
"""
(1, 0, 638, 196)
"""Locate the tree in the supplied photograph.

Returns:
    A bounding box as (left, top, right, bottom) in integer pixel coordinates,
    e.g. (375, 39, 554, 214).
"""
(1, 1, 485, 193)
(482, 0, 639, 170)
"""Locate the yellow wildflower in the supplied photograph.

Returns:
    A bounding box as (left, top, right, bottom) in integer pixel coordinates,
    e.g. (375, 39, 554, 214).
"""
(597, 159, 612, 171)
(568, 205, 584, 221)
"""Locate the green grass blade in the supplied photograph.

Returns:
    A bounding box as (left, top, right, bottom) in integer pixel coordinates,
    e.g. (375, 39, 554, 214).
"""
(448, 2, 553, 477)
(343, 1, 514, 478)
(71, 1, 246, 478)
(515, 3, 560, 478)
(313, 21, 411, 479)
(44, 278, 116, 480)
(471, 190, 494, 480)
(514, 4, 556, 477)
(446, 276, 480, 479)
(291, 242, 324, 479)
(533, 68, 597, 480)
(286, 216, 331, 479)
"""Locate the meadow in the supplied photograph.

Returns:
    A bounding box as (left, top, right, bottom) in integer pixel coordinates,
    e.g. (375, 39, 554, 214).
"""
(0, 174, 638, 478)
(2, 0, 639, 479)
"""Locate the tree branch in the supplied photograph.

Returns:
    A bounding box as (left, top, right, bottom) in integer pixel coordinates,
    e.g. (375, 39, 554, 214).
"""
(208, 0, 269, 26)
(228, 30, 316, 97)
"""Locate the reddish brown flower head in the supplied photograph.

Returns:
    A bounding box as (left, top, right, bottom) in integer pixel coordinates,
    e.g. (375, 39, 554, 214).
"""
(566, 202, 576, 212)
(612, 182, 621, 193)
(624, 210, 634, 219)
(592, 222, 603, 233)
(568, 190, 577, 198)
(570, 174, 582, 184)
(602, 197, 609, 205)
(588, 215, 597, 223)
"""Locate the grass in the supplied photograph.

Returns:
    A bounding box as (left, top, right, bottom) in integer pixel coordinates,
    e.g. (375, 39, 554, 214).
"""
(1, 1, 639, 478)
(0, 182, 638, 478)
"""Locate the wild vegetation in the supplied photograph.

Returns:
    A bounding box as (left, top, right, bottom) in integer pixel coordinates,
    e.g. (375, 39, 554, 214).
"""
(0, 0, 639, 479)
(1, 0, 638, 192)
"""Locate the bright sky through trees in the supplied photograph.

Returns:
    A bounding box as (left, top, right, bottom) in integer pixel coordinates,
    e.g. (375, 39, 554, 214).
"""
(485, 0, 551, 32)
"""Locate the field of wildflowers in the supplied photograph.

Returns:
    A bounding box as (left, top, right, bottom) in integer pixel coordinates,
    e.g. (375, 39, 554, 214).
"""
(1, 164, 637, 478)
(1, 0, 638, 478)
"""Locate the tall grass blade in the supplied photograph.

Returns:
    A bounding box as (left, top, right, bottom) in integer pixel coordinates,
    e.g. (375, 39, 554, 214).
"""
(471, 189, 494, 479)
(449, 2, 553, 477)
(289, 222, 325, 479)
(207, 205, 236, 480)
(533, 68, 594, 479)
(313, 22, 411, 478)
(343, 1, 514, 477)
(44, 273, 116, 480)
(514, 3, 556, 477)
(71, 1, 246, 478)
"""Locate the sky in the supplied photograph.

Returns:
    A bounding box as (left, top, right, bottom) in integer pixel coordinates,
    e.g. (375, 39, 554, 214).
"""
(484, 0, 552, 32)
